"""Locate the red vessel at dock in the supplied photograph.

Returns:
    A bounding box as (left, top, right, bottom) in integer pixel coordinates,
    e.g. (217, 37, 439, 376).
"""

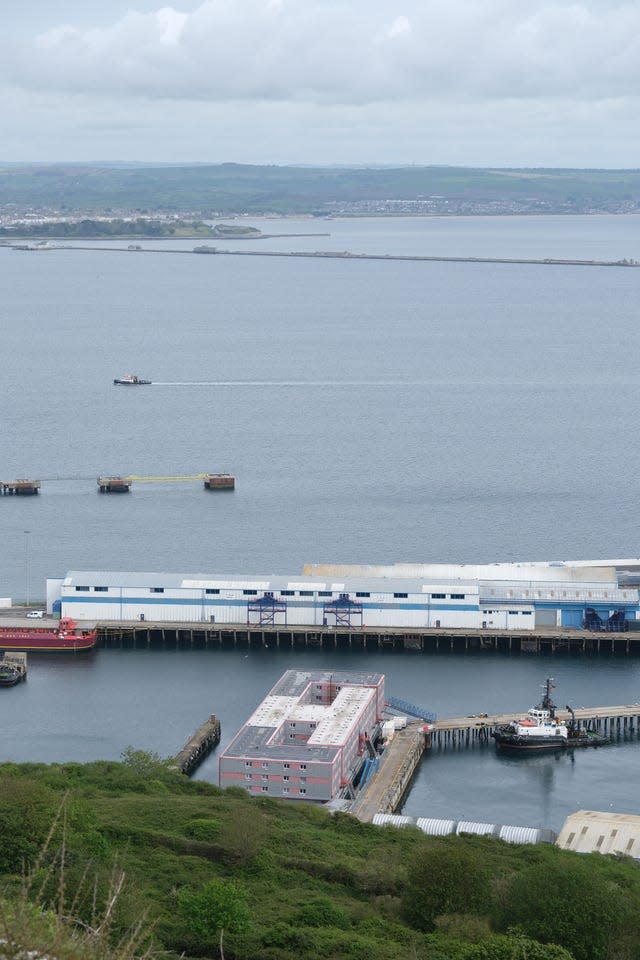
(0, 617, 97, 653)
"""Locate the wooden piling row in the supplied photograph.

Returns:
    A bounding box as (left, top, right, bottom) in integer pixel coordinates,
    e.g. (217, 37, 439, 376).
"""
(96, 621, 640, 656)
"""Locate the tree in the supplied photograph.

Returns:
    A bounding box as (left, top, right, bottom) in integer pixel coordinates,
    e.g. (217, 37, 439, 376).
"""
(402, 841, 492, 931)
(177, 879, 250, 959)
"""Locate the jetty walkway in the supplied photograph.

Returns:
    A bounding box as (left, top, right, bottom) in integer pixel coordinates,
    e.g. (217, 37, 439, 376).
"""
(431, 704, 640, 748)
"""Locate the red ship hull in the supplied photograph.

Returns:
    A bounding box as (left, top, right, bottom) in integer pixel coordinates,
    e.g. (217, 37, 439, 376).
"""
(0, 618, 97, 653)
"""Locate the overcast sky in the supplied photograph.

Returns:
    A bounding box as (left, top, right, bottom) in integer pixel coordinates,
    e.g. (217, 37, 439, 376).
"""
(2, 0, 638, 166)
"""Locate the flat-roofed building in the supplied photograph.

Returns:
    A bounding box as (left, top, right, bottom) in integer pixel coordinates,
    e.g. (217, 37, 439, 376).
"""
(219, 669, 384, 802)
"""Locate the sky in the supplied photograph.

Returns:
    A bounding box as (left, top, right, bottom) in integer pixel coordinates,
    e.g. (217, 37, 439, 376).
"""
(2, 0, 639, 167)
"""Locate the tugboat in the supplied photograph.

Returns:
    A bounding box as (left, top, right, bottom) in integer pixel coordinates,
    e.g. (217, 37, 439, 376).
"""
(493, 678, 609, 752)
(113, 374, 152, 385)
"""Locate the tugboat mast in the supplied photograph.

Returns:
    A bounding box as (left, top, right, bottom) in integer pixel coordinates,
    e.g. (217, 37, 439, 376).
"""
(541, 677, 557, 717)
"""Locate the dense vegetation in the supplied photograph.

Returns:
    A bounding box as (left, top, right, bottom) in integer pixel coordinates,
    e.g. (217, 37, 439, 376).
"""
(0, 163, 639, 215)
(1, 756, 640, 959)
(0, 218, 214, 238)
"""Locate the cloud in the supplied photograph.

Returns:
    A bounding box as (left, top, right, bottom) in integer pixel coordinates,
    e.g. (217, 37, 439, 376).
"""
(4, 0, 640, 106)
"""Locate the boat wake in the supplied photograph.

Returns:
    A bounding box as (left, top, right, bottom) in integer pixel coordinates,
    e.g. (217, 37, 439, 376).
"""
(151, 379, 432, 387)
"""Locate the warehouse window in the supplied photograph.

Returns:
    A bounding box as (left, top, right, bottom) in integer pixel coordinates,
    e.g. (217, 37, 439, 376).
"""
(150, 587, 164, 594)
(318, 591, 331, 597)
(243, 590, 257, 595)
(450, 594, 465, 600)
(283, 787, 290, 794)
(394, 592, 408, 599)
(522, 612, 532, 616)
(596, 835, 605, 848)
(283, 775, 289, 781)
(283, 762, 290, 768)
(75, 586, 90, 592)
(508, 611, 519, 615)
(356, 592, 370, 597)
(281, 590, 294, 596)
(94, 586, 108, 592)
(205, 588, 220, 594)
(298, 590, 313, 596)
(432, 593, 445, 599)
(299, 788, 306, 795)
(300, 763, 307, 770)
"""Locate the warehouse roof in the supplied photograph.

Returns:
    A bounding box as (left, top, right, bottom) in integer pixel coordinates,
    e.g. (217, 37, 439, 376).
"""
(557, 810, 640, 857)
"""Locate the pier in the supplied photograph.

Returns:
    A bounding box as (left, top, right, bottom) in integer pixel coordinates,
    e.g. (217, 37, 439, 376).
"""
(351, 701, 640, 822)
(1, 479, 40, 495)
(96, 620, 640, 655)
(430, 704, 640, 749)
(351, 723, 425, 822)
(171, 713, 221, 775)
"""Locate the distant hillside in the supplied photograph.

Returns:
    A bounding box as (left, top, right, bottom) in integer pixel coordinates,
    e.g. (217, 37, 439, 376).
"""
(1, 163, 639, 215)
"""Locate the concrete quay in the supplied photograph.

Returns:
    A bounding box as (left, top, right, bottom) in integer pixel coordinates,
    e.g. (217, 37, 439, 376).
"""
(171, 713, 221, 775)
(350, 723, 425, 823)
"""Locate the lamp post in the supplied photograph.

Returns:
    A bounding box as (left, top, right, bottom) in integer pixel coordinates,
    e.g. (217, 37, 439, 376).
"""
(24, 529, 30, 609)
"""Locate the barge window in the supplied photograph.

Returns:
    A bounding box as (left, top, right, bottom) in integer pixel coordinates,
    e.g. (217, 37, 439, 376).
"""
(150, 587, 164, 593)
(206, 588, 220, 594)
(93, 586, 108, 592)
(75, 586, 90, 591)
(394, 592, 408, 598)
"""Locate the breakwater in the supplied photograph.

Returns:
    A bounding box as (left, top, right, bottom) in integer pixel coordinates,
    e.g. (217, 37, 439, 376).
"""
(23, 243, 640, 269)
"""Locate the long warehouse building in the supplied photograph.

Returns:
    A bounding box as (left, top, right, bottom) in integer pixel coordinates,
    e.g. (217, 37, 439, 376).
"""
(47, 559, 640, 631)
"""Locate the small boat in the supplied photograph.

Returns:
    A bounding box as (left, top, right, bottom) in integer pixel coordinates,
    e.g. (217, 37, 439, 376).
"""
(0, 664, 22, 686)
(493, 678, 609, 753)
(113, 375, 152, 385)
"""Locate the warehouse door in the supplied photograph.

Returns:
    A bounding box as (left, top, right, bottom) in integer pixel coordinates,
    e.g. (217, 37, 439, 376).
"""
(535, 608, 557, 628)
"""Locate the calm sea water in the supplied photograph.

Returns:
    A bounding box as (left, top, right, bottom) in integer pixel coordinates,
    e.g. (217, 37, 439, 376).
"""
(1, 215, 640, 831)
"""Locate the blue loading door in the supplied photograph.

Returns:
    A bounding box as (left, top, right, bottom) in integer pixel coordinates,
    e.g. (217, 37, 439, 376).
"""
(561, 608, 583, 628)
